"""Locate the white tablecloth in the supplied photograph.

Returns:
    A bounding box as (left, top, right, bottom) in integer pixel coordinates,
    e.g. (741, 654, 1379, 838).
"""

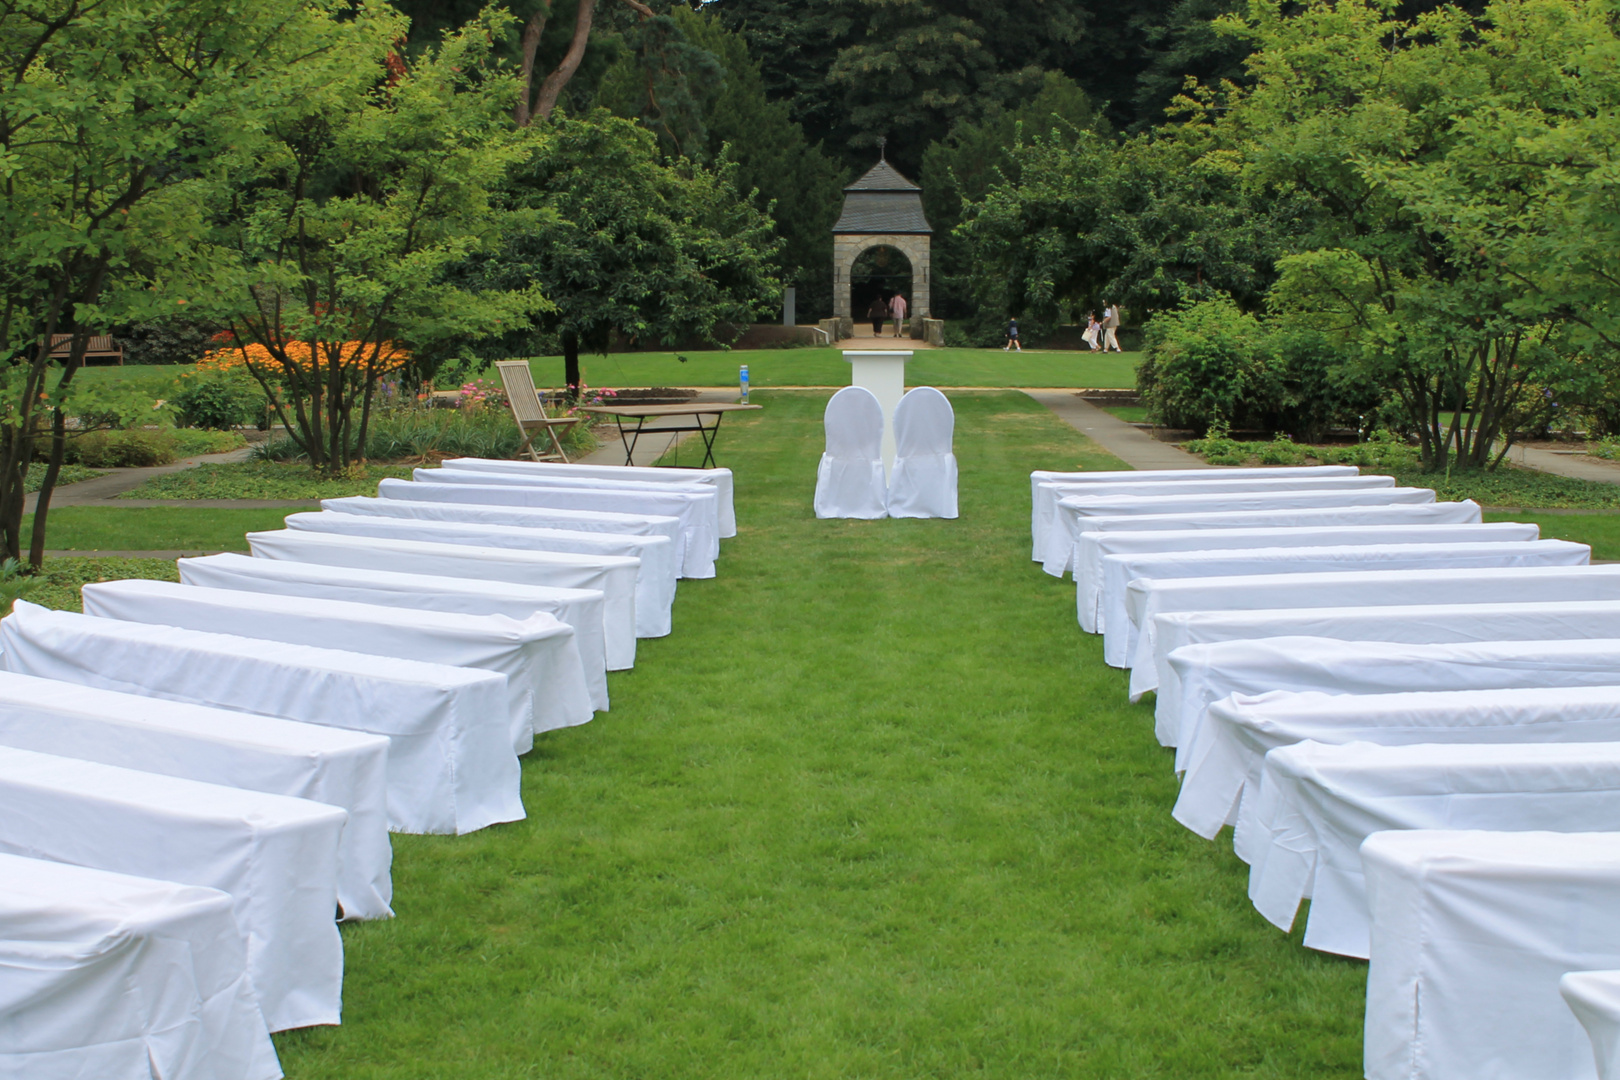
(0, 669, 392, 921)
(1047, 486, 1438, 576)
(1137, 564, 1620, 714)
(248, 528, 639, 671)
(1030, 466, 1361, 559)
(1080, 521, 1538, 634)
(286, 509, 675, 639)
(0, 744, 346, 1032)
(387, 475, 720, 579)
(1107, 539, 1589, 668)
(1564, 970, 1620, 1080)
(0, 854, 280, 1080)
(0, 601, 519, 837)
(1163, 632, 1620, 771)
(439, 457, 735, 538)
(1175, 685, 1620, 846)
(1149, 597, 1620, 705)
(1246, 740, 1620, 959)
(1364, 829, 1620, 1080)
(424, 465, 725, 540)
(82, 577, 590, 756)
(180, 553, 609, 711)
(1039, 475, 1396, 573)
(1069, 501, 1483, 585)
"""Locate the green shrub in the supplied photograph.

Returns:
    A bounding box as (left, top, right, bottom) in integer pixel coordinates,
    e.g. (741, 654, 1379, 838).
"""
(172, 371, 263, 430)
(170, 429, 246, 457)
(1589, 436, 1620, 460)
(114, 317, 223, 366)
(66, 429, 177, 467)
(251, 405, 599, 463)
(1138, 296, 1277, 431)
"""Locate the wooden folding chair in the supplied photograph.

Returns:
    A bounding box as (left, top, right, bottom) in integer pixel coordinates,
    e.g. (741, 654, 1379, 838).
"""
(494, 360, 579, 462)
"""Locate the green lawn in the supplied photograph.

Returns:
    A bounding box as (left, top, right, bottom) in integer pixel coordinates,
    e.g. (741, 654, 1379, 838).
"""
(208, 389, 1361, 1079)
(1484, 509, 1620, 559)
(26, 507, 288, 551)
(116, 462, 412, 500)
(529, 348, 1141, 390)
(1101, 404, 1150, 424)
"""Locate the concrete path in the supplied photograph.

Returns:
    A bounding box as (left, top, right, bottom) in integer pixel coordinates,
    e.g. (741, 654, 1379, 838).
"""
(1023, 391, 1207, 470)
(1504, 443, 1620, 485)
(26, 447, 256, 513)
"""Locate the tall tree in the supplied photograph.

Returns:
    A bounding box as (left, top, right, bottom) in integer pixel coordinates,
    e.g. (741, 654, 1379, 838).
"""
(0, 0, 385, 565)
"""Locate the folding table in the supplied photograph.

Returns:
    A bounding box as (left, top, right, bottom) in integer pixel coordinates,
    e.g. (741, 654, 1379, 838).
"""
(576, 401, 760, 470)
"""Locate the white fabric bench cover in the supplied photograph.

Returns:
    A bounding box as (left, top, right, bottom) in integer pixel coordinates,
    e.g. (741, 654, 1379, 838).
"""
(1175, 685, 1620, 847)
(439, 457, 735, 538)
(392, 474, 720, 579)
(248, 528, 639, 671)
(286, 509, 675, 639)
(0, 670, 392, 922)
(1071, 501, 1483, 589)
(0, 854, 280, 1080)
(0, 601, 519, 837)
(1247, 740, 1620, 959)
(1163, 632, 1620, 771)
(1364, 830, 1620, 1080)
(1039, 474, 1398, 573)
(886, 387, 957, 519)
(82, 577, 590, 756)
(423, 464, 727, 542)
(1563, 971, 1620, 1080)
(329, 493, 683, 568)
(1081, 521, 1538, 634)
(1107, 538, 1588, 668)
(1136, 564, 1620, 711)
(180, 553, 609, 712)
(1047, 486, 1438, 576)
(0, 745, 346, 1032)
(815, 386, 887, 520)
(1149, 597, 1620, 706)
(1029, 465, 1360, 560)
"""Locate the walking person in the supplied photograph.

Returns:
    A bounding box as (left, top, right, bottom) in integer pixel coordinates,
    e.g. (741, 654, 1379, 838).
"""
(1102, 303, 1122, 352)
(890, 291, 908, 337)
(1083, 313, 1101, 352)
(867, 295, 888, 337)
(1004, 317, 1022, 352)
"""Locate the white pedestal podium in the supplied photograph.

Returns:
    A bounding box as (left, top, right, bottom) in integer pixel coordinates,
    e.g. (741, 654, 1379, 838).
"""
(843, 350, 909, 478)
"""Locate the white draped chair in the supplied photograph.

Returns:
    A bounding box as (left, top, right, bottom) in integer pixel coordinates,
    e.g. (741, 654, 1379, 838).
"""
(886, 387, 957, 519)
(814, 386, 887, 520)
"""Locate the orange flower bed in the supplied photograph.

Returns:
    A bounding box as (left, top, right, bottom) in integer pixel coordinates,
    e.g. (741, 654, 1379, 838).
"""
(201, 339, 409, 376)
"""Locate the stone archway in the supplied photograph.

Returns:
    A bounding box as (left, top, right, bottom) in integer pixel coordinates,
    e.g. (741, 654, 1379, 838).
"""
(831, 156, 932, 328)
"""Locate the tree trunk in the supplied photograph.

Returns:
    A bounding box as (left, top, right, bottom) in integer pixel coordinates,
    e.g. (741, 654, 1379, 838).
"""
(514, 6, 549, 126)
(533, 0, 595, 122)
(27, 407, 66, 569)
(562, 330, 582, 398)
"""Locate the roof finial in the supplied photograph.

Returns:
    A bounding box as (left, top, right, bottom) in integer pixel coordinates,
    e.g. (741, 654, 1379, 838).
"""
(877, 135, 887, 161)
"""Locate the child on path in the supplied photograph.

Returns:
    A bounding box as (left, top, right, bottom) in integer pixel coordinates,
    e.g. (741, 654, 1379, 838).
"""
(1004, 318, 1022, 352)
(1083, 314, 1101, 352)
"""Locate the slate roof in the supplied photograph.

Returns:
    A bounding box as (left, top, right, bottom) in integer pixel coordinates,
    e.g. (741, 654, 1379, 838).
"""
(832, 160, 932, 235)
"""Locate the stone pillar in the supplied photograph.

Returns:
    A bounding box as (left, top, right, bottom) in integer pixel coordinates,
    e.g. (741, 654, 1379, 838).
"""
(832, 234, 932, 320)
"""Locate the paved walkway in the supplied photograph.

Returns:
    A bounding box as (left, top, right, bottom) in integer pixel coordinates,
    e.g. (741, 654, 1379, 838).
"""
(1022, 391, 1207, 470)
(1504, 444, 1620, 484)
(26, 446, 257, 513)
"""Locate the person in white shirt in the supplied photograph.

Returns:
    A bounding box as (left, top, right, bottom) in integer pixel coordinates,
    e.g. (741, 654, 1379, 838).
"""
(1102, 304, 1122, 352)
(890, 292, 909, 336)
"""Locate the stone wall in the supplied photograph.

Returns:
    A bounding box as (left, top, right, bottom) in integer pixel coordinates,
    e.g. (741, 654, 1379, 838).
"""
(832, 233, 931, 320)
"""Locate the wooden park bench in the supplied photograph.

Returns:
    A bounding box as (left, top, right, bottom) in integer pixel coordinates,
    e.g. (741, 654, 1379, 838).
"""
(46, 334, 123, 366)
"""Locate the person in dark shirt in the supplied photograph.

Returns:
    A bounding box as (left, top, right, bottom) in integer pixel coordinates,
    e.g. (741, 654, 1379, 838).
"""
(867, 296, 889, 336)
(1004, 318, 1022, 352)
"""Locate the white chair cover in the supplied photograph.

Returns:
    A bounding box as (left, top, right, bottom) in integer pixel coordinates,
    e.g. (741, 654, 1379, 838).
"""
(178, 553, 609, 712)
(886, 387, 957, 519)
(1046, 486, 1439, 576)
(0, 601, 519, 837)
(82, 577, 591, 756)
(0, 744, 347, 1033)
(1246, 740, 1620, 959)
(1364, 830, 1620, 1080)
(0, 669, 392, 922)
(0, 854, 280, 1080)
(1563, 971, 1620, 1080)
(397, 473, 720, 579)
(286, 509, 675, 639)
(247, 528, 639, 671)
(1135, 564, 1620, 708)
(814, 386, 887, 519)
(1150, 598, 1620, 710)
(1107, 538, 1589, 669)
(1081, 521, 1538, 635)
(1175, 685, 1620, 846)
(1029, 465, 1361, 561)
(1163, 634, 1620, 773)
(439, 458, 735, 538)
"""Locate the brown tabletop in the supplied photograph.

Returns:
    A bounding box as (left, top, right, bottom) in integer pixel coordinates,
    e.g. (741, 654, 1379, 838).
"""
(577, 403, 761, 467)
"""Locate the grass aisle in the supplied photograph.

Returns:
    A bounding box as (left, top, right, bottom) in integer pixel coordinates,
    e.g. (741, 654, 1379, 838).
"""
(276, 390, 1364, 1078)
